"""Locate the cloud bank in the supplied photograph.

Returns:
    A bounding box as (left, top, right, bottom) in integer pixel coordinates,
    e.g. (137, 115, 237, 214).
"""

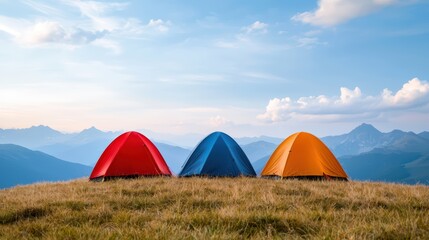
(0, 1, 169, 51)
(292, 0, 400, 27)
(258, 78, 429, 122)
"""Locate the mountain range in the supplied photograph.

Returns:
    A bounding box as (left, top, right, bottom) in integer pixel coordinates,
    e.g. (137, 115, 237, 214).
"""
(1, 123, 429, 188)
(322, 123, 429, 156)
(0, 126, 119, 166)
(37, 127, 120, 166)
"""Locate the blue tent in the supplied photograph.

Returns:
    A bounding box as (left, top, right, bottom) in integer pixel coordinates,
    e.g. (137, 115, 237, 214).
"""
(179, 132, 256, 177)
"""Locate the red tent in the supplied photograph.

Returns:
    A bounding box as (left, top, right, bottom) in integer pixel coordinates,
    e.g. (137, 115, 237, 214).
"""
(90, 131, 172, 180)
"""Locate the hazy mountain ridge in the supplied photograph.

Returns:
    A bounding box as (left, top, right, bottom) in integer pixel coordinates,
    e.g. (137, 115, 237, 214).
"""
(0, 125, 69, 149)
(36, 127, 121, 166)
(38, 139, 114, 166)
(241, 141, 277, 163)
(154, 143, 191, 175)
(339, 150, 429, 184)
(251, 155, 271, 175)
(236, 136, 283, 145)
(0, 125, 121, 150)
(321, 123, 429, 157)
(320, 124, 429, 184)
(0, 144, 91, 189)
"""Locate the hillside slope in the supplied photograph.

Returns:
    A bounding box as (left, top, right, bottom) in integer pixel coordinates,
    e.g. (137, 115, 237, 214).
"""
(339, 150, 429, 184)
(1, 178, 428, 239)
(154, 143, 191, 174)
(252, 155, 270, 174)
(0, 144, 91, 189)
(241, 141, 277, 163)
(38, 139, 112, 166)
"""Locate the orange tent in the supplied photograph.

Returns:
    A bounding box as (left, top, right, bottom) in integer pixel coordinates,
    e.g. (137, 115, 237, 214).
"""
(261, 132, 348, 180)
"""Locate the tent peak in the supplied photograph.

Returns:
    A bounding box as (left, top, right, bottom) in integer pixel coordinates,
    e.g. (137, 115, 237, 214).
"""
(293, 132, 318, 139)
(207, 131, 232, 139)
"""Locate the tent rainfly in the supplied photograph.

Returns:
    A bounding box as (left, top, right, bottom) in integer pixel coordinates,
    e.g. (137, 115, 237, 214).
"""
(90, 131, 172, 181)
(179, 132, 256, 177)
(261, 132, 348, 180)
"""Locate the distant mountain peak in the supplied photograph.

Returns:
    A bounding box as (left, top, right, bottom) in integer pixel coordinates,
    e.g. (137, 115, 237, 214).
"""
(30, 125, 54, 130)
(80, 126, 103, 134)
(356, 123, 376, 129)
(27, 125, 61, 135)
(350, 123, 381, 135)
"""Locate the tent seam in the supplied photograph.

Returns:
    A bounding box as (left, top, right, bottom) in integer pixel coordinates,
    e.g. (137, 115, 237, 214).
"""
(281, 132, 301, 177)
(104, 132, 131, 176)
(199, 133, 222, 174)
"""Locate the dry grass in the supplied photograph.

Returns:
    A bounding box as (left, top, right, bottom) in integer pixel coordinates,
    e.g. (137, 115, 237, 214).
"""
(1, 178, 429, 239)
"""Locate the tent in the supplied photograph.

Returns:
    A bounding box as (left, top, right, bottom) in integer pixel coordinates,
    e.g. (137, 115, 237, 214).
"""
(261, 132, 348, 180)
(90, 131, 172, 180)
(179, 132, 256, 177)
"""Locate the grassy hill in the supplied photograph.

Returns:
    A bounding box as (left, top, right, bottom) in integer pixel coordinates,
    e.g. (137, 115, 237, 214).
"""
(1, 178, 428, 239)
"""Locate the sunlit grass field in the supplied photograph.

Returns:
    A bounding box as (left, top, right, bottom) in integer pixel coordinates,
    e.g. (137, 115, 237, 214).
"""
(1, 177, 429, 239)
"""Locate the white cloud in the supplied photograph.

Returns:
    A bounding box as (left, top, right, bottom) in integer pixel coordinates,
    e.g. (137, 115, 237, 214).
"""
(209, 115, 231, 127)
(258, 78, 429, 122)
(147, 19, 170, 33)
(244, 21, 268, 34)
(381, 78, 429, 106)
(23, 21, 67, 44)
(0, 18, 106, 46)
(122, 18, 171, 36)
(292, 0, 399, 27)
(24, 21, 106, 45)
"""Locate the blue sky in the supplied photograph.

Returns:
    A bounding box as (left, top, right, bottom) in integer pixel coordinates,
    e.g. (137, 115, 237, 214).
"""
(1, 0, 429, 138)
